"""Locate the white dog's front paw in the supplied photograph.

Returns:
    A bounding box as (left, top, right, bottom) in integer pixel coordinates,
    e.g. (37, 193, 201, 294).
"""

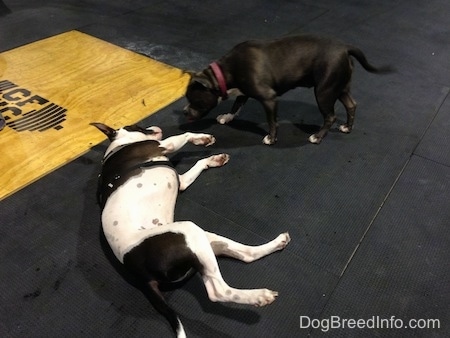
(190, 134, 216, 146)
(206, 153, 230, 168)
(217, 113, 235, 124)
(275, 232, 291, 250)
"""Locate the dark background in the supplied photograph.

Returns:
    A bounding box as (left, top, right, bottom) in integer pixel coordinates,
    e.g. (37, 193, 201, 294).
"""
(1, 1, 448, 337)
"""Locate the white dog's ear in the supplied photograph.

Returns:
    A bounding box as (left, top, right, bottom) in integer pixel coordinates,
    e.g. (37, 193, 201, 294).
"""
(90, 122, 116, 140)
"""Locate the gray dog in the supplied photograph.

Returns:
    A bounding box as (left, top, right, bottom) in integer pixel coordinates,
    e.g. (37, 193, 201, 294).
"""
(184, 34, 393, 145)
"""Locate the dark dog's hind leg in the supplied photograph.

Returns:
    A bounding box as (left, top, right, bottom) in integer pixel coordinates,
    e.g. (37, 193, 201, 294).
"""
(338, 92, 357, 133)
(261, 98, 278, 145)
(309, 88, 337, 144)
(123, 232, 199, 337)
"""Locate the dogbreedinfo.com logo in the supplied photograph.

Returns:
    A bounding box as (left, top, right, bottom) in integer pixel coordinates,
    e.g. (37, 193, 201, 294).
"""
(0, 80, 67, 132)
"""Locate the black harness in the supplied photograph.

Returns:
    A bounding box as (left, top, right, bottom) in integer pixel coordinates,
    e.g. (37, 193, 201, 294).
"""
(96, 140, 178, 209)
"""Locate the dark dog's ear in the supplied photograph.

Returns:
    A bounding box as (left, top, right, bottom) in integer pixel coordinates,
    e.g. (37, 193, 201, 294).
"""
(183, 69, 197, 77)
(90, 122, 117, 141)
(189, 73, 213, 89)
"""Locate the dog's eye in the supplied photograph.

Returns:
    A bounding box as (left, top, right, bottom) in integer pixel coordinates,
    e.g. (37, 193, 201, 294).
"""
(142, 128, 156, 135)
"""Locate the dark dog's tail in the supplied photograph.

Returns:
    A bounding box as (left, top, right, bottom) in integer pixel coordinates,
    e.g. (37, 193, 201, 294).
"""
(347, 46, 395, 74)
(145, 280, 186, 338)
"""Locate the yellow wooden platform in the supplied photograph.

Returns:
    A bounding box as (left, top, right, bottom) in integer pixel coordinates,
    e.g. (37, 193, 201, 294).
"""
(0, 30, 189, 200)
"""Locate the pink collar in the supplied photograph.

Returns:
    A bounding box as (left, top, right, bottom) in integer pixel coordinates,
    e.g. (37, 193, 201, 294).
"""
(209, 62, 228, 99)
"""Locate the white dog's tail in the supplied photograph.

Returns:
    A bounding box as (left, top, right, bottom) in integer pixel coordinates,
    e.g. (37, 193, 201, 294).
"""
(146, 280, 186, 337)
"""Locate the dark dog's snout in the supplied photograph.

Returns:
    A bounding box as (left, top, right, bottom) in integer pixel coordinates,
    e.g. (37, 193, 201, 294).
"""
(183, 104, 199, 122)
(183, 107, 193, 121)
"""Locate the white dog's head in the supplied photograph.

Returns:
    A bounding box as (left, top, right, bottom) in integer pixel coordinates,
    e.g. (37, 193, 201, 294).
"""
(90, 122, 163, 158)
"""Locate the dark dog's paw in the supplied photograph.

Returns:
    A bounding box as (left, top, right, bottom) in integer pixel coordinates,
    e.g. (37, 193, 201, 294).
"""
(339, 124, 352, 133)
(217, 113, 235, 124)
(262, 135, 276, 145)
(308, 134, 322, 144)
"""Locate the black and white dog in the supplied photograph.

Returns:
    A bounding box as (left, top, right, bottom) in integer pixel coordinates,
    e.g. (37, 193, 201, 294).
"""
(91, 122, 291, 337)
(184, 34, 393, 145)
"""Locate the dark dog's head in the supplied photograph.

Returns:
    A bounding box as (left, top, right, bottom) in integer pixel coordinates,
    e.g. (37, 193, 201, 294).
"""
(184, 72, 220, 121)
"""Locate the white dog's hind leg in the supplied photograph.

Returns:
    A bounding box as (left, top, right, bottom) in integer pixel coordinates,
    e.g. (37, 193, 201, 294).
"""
(201, 259, 278, 307)
(199, 246, 278, 307)
(178, 221, 278, 307)
(179, 154, 230, 191)
(206, 232, 290, 263)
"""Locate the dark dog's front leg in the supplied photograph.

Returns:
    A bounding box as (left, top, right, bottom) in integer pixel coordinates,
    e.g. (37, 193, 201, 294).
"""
(231, 95, 249, 115)
(261, 99, 278, 145)
(217, 95, 248, 124)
